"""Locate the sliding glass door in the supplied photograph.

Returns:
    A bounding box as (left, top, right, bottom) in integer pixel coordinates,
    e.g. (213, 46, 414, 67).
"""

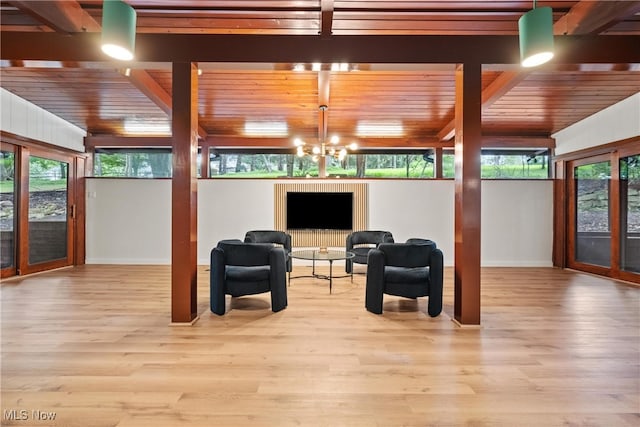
(567, 147, 640, 283)
(620, 154, 640, 275)
(573, 158, 611, 268)
(0, 140, 80, 278)
(0, 145, 17, 277)
(27, 155, 70, 266)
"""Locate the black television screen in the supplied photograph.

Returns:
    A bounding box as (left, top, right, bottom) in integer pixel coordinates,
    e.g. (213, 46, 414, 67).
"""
(286, 192, 353, 230)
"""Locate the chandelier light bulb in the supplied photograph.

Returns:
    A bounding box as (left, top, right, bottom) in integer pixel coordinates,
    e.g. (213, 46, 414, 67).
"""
(291, 103, 358, 160)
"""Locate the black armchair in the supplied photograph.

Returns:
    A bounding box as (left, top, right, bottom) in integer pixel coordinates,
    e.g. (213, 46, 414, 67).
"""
(244, 230, 292, 272)
(365, 239, 443, 317)
(210, 239, 288, 315)
(345, 230, 394, 273)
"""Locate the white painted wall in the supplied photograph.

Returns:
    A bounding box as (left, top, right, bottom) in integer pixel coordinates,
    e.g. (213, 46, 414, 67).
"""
(553, 92, 640, 155)
(85, 178, 553, 267)
(85, 179, 172, 264)
(1, 88, 86, 152)
(481, 180, 553, 266)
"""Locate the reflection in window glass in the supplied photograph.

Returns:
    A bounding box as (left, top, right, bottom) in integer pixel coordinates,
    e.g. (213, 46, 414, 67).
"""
(210, 153, 313, 178)
(359, 154, 434, 178)
(0, 150, 15, 269)
(93, 149, 203, 178)
(620, 154, 640, 273)
(574, 161, 611, 267)
(209, 152, 436, 178)
(29, 156, 68, 264)
(443, 150, 549, 179)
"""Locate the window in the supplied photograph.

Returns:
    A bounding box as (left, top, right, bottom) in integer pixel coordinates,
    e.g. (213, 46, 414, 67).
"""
(93, 148, 202, 178)
(209, 150, 436, 179)
(443, 149, 550, 179)
(91, 148, 550, 179)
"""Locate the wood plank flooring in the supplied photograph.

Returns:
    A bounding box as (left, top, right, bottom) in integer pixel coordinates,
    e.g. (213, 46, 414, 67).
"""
(1, 265, 639, 427)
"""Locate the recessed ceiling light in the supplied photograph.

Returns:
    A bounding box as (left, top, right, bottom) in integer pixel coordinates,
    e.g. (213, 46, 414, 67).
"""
(356, 121, 404, 137)
(244, 121, 288, 136)
(124, 118, 171, 135)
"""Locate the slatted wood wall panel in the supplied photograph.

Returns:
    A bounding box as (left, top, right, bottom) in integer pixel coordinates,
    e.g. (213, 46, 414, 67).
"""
(274, 183, 368, 248)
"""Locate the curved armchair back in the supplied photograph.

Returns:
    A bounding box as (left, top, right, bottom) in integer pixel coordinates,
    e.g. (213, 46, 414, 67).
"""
(377, 242, 433, 268)
(348, 230, 394, 246)
(366, 240, 443, 317)
(244, 230, 292, 272)
(345, 230, 394, 273)
(211, 240, 288, 315)
(217, 239, 274, 266)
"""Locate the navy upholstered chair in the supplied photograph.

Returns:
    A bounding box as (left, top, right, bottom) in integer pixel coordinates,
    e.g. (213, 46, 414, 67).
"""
(210, 239, 287, 315)
(365, 239, 443, 317)
(345, 230, 394, 273)
(244, 230, 292, 272)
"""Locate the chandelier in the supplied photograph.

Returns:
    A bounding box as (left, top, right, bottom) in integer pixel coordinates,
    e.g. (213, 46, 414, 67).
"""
(294, 105, 357, 162)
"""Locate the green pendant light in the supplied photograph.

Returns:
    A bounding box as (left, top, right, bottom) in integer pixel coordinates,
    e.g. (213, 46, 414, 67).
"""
(101, 0, 137, 61)
(518, 2, 554, 67)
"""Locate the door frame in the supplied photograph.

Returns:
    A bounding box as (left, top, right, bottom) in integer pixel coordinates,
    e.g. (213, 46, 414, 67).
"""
(0, 142, 18, 278)
(0, 131, 86, 278)
(554, 137, 640, 284)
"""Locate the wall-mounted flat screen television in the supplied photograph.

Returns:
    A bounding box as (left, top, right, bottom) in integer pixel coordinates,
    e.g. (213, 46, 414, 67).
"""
(286, 192, 353, 230)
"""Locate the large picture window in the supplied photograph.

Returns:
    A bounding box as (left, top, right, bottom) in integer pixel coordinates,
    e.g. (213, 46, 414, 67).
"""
(93, 148, 203, 178)
(443, 149, 550, 179)
(92, 147, 550, 180)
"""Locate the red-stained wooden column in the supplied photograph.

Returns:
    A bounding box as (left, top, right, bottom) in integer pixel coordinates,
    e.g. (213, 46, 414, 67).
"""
(453, 62, 482, 326)
(434, 147, 444, 179)
(171, 62, 199, 324)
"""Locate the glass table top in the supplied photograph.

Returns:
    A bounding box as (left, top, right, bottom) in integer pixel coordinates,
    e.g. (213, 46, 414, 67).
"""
(289, 249, 355, 261)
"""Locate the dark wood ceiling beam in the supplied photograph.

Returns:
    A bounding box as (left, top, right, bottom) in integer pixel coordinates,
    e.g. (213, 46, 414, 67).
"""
(85, 135, 552, 149)
(438, 70, 528, 141)
(8, 1, 208, 140)
(554, 1, 640, 35)
(85, 136, 172, 148)
(320, 0, 334, 36)
(3, 32, 638, 64)
(8, 0, 101, 33)
(122, 68, 207, 139)
(437, 0, 640, 141)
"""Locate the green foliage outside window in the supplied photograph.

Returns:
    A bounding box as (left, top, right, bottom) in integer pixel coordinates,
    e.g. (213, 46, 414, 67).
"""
(91, 148, 550, 179)
(443, 152, 549, 179)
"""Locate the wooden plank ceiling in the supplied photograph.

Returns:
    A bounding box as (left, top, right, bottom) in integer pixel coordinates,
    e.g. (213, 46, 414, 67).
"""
(1, 1, 639, 150)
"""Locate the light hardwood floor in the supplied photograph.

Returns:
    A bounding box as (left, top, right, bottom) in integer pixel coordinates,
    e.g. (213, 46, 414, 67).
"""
(1, 265, 639, 427)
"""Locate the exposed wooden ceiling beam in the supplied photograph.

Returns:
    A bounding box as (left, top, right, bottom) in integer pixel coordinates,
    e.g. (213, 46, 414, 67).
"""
(554, 1, 640, 35)
(3, 32, 638, 64)
(8, 0, 101, 33)
(85, 135, 553, 149)
(437, 0, 640, 141)
(320, 0, 334, 37)
(9, 0, 207, 139)
(121, 68, 207, 138)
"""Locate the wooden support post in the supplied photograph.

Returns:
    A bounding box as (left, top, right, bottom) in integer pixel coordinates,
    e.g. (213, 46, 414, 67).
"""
(434, 147, 444, 179)
(552, 159, 567, 268)
(453, 63, 482, 326)
(171, 62, 199, 323)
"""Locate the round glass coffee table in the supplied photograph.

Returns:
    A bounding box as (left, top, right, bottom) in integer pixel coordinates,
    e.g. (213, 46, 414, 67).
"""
(289, 249, 355, 293)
